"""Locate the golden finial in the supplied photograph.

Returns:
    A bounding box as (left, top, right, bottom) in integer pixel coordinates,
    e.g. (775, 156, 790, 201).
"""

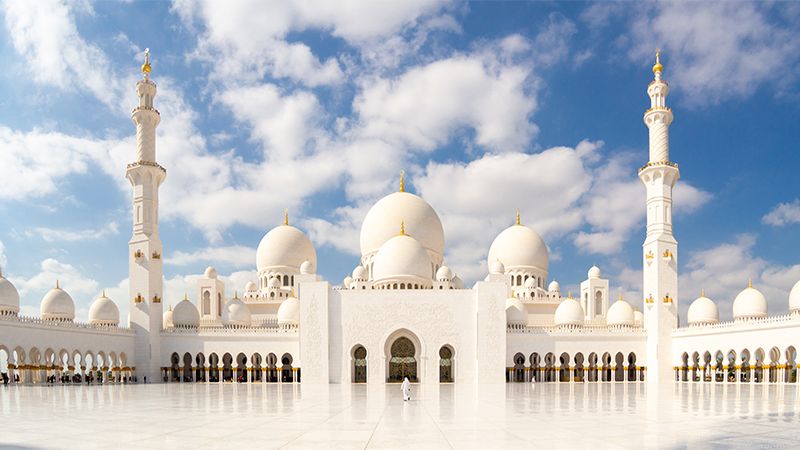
(652, 48, 663, 74)
(515, 209, 521, 226)
(283, 208, 289, 226)
(701, 288, 705, 297)
(56, 279, 60, 289)
(399, 170, 405, 192)
(619, 289, 623, 301)
(568, 291, 572, 299)
(234, 290, 239, 299)
(400, 220, 405, 236)
(748, 278, 753, 289)
(183, 292, 188, 301)
(141, 48, 151, 76)
(102, 289, 106, 297)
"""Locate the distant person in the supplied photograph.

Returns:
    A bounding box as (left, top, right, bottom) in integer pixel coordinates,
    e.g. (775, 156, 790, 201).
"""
(144, 375, 147, 384)
(2, 373, 8, 385)
(401, 377, 411, 401)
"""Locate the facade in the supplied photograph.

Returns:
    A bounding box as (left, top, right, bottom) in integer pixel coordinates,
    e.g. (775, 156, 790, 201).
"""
(1, 52, 799, 386)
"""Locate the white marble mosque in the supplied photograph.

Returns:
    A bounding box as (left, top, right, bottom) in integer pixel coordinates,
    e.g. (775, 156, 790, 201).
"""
(1, 50, 799, 389)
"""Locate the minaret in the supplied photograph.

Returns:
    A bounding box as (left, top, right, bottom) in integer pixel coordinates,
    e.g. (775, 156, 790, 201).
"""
(127, 48, 166, 382)
(639, 50, 679, 385)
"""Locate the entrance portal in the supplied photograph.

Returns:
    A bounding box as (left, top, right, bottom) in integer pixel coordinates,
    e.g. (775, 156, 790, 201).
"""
(388, 337, 417, 382)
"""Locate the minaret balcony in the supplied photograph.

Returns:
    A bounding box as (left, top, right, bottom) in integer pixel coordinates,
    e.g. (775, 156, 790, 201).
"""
(131, 105, 160, 115)
(638, 160, 678, 173)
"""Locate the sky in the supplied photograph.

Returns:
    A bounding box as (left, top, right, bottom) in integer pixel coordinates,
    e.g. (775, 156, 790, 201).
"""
(0, 0, 799, 325)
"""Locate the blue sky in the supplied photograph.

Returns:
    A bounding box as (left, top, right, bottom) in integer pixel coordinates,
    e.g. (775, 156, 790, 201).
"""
(0, 0, 798, 323)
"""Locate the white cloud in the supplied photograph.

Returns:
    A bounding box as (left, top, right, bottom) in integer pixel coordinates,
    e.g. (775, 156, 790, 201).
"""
(763, 199, 800, 226)
(26, 222, 119, 242)
(607, 2, 800, 104)
(0, 240, 7, 269)
(679, 234, 800, 321)
(166, 245, 256, 269)
(2, 0, 127, 110)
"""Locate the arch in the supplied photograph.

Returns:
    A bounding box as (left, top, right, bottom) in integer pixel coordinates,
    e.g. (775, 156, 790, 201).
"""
(266, 353, 278, 382)
(217, 293, 222, 317)
(786, 346, 797, 383)
(588, 353, 598, 382)
(202, 290, 211, 315)
(352, 345, 367, 383)
(281, 353, 294, 382)
(754, 348, 765, 383)
(691, 352, 700, 382)
(574, 353, 585, 382)
(594, 291, 603, 316)
(714, 351, 724, 382)
(740, 349, 751, 383)
(702, 351, 712, 382)
(614, 352, 625, 382)
(544, 352, 556, 382)
(439, 345, 454, 383)
(222, 353, 233, 382)
(680, 352, 689, 382)
(208, 353, 220, 382)
(627, 353, 637, 382)
(726, 350, 737, 382)
(236, 353, 247, 382)
(251, 353, 262, 382)
(383, 329, 421, 383)
(530, 353, 541, 382)
(601, 352, 611, 382)
(195, 353, 206, 382)
(513, 352, 526, 383)
(283, 275, 289, 286)
(769, 346, 781, 383)
(182, 352, 193, 382)
(559, 352, 570, 382)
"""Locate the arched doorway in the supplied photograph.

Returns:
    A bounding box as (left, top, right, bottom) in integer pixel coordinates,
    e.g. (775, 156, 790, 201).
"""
(388, 337, 417, 382)
(281, 353, 293, 382)
(353, 345, 367, 383)
(439, 345, 453, 383)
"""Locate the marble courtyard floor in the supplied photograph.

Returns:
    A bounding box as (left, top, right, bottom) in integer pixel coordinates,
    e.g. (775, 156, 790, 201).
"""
(1, 382, 799, 449)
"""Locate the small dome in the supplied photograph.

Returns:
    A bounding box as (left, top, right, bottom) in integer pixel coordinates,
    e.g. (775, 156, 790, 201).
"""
(372, 234, 432, 285)
(222, 297, 251, 327)
(343, 276, 354, 289)
(607, 299, 634, 327)
(487, 224, 548, 272)
(436, 265, 453, 282)
(554, 298, 584, 327)
(204, 266, 218, 279)
(0, 270, 20, 314)
(256, 224, 317, 273)
(173, 298, 200, 328)
(352, 265, 368, 281)
(163, 307, 174, 328)
(633, 310, 643, 324)
(277, 296, 299, 326)
(548, 280, 560, 292)
(505, 297, 527, 325)
(588, 265, 601, 279)
(88, 293, 119, 326)
(452, 275, 464, 289)
(268, 277, 282, 289)
(360, 191, 445, 262)
(300, 260, 314, 275)
(524, 277, 536, 290)
(488, 259, 505, 275)
(687, 294, 719, 326)
(40, 286, 75, 321)
(789, 280, 800, 313)
(245, 281, 257, 292)
(733, 284, 768, 320)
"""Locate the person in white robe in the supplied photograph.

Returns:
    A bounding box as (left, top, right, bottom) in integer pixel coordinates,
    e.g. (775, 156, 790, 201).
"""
(401, 377, 411, 401)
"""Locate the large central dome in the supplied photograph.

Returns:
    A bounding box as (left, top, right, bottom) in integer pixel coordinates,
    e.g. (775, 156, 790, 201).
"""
(487, 223, 549, 272)
(360, 191, 444, 262)
(256, 224, 317, 273)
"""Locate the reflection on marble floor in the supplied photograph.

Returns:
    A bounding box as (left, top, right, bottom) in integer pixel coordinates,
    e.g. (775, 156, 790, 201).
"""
(1, 382, 798, 449)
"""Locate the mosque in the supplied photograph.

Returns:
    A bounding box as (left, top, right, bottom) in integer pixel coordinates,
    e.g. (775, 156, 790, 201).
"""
(0, 51, 798, 387)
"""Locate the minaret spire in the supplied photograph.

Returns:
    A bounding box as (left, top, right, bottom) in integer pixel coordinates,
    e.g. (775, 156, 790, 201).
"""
(399, 170, 405, 192)
(284, 208, 289, 226)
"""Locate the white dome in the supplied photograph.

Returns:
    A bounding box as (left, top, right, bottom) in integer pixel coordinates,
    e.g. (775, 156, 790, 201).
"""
(0, 272, 20, 314)
(554, 298, 584, 327)
(268, 277, 282, 289)
(524, 277, 536, 289)
(299, 260, 314, 275)
(245, 281, 257, 292)
(256, 225, 317, 273)
(505, 297, 527, 325)
(360, 191, 444, 261)
(452, 275, 464, 289)
(733, 285, 768, 320)
(352, 265, 367, 281)
(633, 310, 643, 324)
(277, 296, 299, 326)
(203, 266, 218, 279)
(40, 286, 75, 321)
(548, 280, 560, 292)
(687, 295, 719, 325)
(607, 299, 634, 327)
(488, 259, 505, 275)
(343, 276, 354, 289)
(436, 265, 453, 281)
(173, 298, 200, 328)
(88, 294, 119, 326)
(163, 307, 174, 328)
(789, 279, 800, 313)
(588, 265, 601, 279)
(372, 234, 432, 285)
(487, 224, 548, 272)
(222, 297, 251, 327)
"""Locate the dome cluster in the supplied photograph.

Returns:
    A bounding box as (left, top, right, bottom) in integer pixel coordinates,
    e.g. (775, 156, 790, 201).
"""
(686, 280, 795, 326)
(0, 269, 20, 316)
